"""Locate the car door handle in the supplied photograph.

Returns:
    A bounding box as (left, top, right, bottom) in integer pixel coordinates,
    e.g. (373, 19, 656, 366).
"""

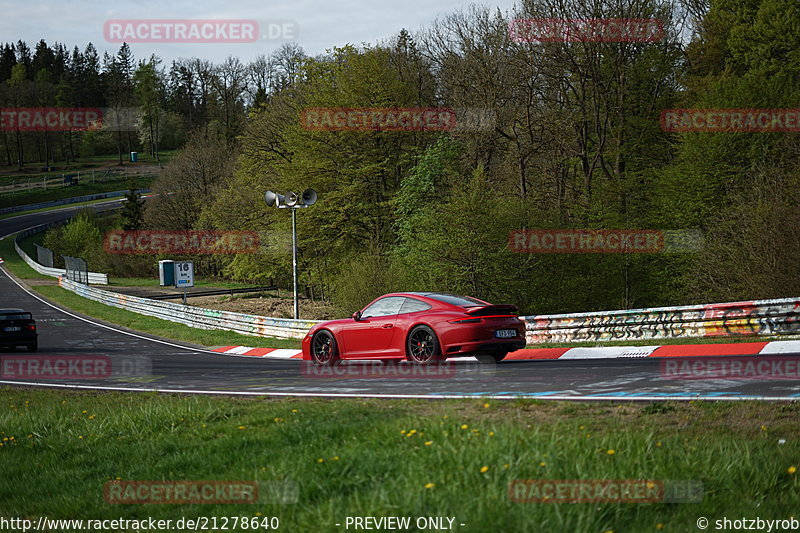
(381, 324, 394, 329)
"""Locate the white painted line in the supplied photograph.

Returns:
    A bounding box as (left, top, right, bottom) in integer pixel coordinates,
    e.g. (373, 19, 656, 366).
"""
(0, 379, 791, 401)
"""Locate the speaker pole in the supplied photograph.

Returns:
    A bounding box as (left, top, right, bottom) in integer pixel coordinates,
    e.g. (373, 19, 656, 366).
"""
(291, 207, 299, 320)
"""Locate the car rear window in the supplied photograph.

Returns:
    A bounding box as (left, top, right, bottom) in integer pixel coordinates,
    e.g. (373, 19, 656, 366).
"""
(424, 293, 486, 307)
(0, 313, 32, 321)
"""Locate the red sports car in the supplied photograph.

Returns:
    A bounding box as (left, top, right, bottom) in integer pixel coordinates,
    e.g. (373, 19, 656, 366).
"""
(302, 292, 527, 365)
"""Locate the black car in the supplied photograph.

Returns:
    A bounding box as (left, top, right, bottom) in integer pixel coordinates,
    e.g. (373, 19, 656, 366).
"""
(0, 309, 37, 352)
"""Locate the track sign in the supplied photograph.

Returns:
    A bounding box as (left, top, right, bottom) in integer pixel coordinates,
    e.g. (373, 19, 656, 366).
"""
(174, 261, 194, 288)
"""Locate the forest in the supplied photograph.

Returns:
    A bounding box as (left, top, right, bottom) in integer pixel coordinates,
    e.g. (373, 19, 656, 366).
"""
(5, 0, 799, 316)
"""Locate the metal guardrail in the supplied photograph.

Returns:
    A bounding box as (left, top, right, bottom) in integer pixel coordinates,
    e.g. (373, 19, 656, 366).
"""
(523, 298, 800, 344)
(14, 222, 109, 284)
(59, 277, 317, 339)
(0, 188, 152, 215)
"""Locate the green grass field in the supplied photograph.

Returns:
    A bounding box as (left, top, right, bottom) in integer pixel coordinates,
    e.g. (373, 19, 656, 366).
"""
(0, 389, 797, 531)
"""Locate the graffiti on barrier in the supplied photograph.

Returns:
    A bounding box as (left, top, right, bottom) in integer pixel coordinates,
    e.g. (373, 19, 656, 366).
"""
(524, 299, 800, 344)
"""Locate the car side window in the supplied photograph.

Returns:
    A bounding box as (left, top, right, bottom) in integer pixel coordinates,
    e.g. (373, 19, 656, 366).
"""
(362, 297, 406, 318)
(399, 298, 431, 314)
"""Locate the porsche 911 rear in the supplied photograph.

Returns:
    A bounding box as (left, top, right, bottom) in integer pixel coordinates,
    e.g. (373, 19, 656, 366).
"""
(439, 305, 526, 358)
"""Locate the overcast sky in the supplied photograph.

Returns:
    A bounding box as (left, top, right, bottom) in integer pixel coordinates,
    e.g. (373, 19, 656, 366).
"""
(0, 0, 519, 64)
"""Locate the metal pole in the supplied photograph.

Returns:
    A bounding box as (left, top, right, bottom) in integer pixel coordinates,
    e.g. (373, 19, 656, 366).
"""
(292, 207, 299, 319)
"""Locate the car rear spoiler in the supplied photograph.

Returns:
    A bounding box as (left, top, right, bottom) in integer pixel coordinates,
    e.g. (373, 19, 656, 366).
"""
(465, 304, 519, 317)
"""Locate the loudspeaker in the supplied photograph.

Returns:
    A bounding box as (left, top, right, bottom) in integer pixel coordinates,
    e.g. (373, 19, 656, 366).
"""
(285, 191, 298, 206)
(264, 190, 277, 207)
(301, 188, 318, 206)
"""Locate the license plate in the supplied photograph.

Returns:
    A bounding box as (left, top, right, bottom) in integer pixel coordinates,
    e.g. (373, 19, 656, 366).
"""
(3, 326, 21, 332)
(495, 329, 517, 338)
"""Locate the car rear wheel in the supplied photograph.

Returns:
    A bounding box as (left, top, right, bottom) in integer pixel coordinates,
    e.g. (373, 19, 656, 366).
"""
(311, 330, 340, 366)
(475, 352, 507, 363)
(407, 325, 441, 364)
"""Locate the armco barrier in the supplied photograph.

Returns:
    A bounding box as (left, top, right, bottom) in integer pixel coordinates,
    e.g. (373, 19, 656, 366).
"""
(0, 188, 151, 215)
(59, 277, 318, 339)
(525, 298, 800, 344)
(13, 222, 109, 284)
(55, 268, 800, 344)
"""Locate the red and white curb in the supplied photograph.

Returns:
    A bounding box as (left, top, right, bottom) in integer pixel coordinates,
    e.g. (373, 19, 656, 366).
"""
(212, 346, 303, 359)
(212, 340, 800, 361)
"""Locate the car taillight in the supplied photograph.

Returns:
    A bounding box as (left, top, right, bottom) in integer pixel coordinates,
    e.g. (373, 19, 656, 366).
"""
(449, 318, 483, 324)
(25, 324, 36, 331)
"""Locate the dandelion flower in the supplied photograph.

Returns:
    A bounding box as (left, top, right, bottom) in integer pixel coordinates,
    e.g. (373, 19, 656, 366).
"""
(480, 466, 489, 473)
(607, 449, 615, 455)
(789, 466, 797, 475)
(424, 483, 435, 489)
(424, 441, 433, 446)
(461, 424, 469, 430)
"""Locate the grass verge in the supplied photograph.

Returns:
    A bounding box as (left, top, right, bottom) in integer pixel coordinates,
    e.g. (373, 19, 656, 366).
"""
(0, 234, 48, 280)
(0, 389, 797, 530)
(32, 285, 301, 349)
(0, 175, 153, 209)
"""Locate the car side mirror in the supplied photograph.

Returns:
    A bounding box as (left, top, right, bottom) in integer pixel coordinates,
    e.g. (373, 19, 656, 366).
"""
(352, 311, 362, 321)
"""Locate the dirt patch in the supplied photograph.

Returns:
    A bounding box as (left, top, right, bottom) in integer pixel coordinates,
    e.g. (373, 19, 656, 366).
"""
(23, 279, 59, 286)
(190, 293, 337, 320)
(104, 285, 338, 320)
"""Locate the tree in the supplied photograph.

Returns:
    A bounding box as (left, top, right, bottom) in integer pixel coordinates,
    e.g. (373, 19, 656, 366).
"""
(120, 181, 146, 230)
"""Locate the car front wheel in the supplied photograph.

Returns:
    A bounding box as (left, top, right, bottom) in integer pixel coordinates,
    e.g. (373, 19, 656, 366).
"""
(311, 330, 340, 366)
